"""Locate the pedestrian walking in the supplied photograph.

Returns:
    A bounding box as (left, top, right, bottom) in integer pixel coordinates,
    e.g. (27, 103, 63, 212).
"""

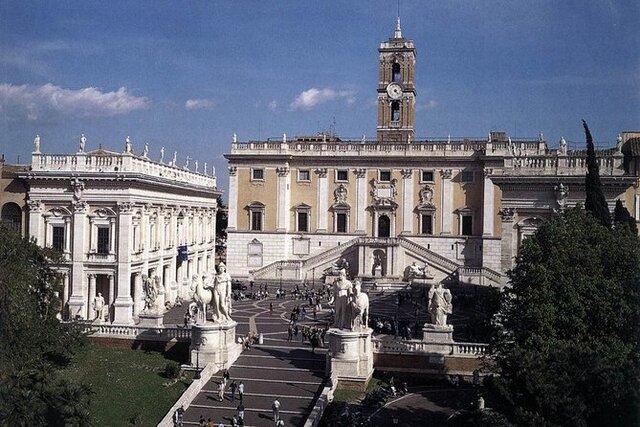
(223, 369, 230, 383)
(287, 324, 293, 341)
(174, 405, 185, 426)
(276, 419, 284, 427)
(218, 381, 225, 401)
(237, 402, 245, 423)
(230, 380, 237, 401)
(270, 302, 273, 314)
(238, 381, 244, 401)
(198, 415, 206, 426)
(272, 397, 281, 421)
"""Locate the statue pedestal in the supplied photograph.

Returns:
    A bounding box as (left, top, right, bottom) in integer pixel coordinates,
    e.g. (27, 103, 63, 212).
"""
(373, 266, 383, 277)
(327, 327, 374, 390)
(138, 312, 163, 327)
(411, 277, 435, 288)
(422, 324, 454, 359)
(190, 321, 242, 369)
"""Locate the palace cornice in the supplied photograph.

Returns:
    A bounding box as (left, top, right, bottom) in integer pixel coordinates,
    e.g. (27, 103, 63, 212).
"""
(491, 175, 637, 191)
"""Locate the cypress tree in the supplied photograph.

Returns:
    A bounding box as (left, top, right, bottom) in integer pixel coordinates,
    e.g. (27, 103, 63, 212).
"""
(614, 199, 638, 235)
(583, 120, 611, 228)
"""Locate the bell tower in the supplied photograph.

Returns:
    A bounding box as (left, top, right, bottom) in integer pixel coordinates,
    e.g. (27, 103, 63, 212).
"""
(377, 17, 416, 143)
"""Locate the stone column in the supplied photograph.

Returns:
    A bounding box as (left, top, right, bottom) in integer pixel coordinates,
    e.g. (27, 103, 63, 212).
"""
(133, 272, 143, 317)
(113, 202, 134, 324)
(89, 218, 97, 252)
(108, 273, 115, 322)
(440, 169, 453, 235)
(354, 169, 367, 233)
(482, 169, 495, 236)
(316, 168, 328, 232)
(401, 169, 413, 234)
(68, 201, 88, 319)
(87, 273, 96, 319)
(499, 207, 515, 274)
(276, 166, 290, 232)
(62, 271, 70, 320)
(64, 217, 72, 254)
(27, 200, 43, 244)
(227, 166, 238, 231)
(109, 218, 116, 254)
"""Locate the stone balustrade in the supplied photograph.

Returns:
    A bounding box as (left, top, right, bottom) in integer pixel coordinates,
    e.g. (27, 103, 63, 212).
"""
(371, 336, 488, 358)
(79, 322, 192, 342)
(31, 152, 217, 188)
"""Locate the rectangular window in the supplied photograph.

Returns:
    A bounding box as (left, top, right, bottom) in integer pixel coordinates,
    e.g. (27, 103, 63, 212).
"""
(298, 169, 310, 182)
(336, 213, 348, 233)
(251, 168, 264, 181)
(52, 226, 64, 251)
(421, 170, 434, 182)
(297, 211, 309, 233)
(460, 171, 474, 183)
(97, 227, 110, 254)
(462, 215, 473, 236)
(250, 211, 263, 231)
(336, 169, 348, 182)
(420, 214, 433, 235)
(379, 170, 392, 182)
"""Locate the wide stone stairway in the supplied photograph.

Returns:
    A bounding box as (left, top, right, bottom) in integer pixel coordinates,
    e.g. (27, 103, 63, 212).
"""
(181, 296, 329, 427)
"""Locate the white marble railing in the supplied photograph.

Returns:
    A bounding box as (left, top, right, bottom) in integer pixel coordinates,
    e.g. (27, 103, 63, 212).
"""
(31, 152, 217, 188)
(457, 266, 503, 285)
(371, 337, 488, 357)
(79, 322, 192, 341)
(85, 253, 117, 263)
(397, 237, 461, 272)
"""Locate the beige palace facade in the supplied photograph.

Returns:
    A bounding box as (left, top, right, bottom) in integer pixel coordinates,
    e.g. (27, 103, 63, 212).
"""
(224, 21, 638, 286)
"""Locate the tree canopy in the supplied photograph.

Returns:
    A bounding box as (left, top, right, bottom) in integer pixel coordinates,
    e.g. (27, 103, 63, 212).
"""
(0, 226, 90, 426)
(583, 120, 611, 228)
(485, 208, 640, 426)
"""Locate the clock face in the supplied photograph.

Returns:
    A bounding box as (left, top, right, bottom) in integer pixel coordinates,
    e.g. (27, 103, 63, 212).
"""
(387, 83, 403, 100)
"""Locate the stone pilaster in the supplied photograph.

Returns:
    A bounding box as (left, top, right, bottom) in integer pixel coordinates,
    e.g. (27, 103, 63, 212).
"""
(440, 169, 453, 235)
(114, 202, 134, 324)
(499, 207, 515, 273)
(68, 201, 88, 319)
(401, 169, 413, 233)
(27, 199, 43, 244)
(482, 168, 494, 236)
(354, 168, 367, 233)
(276, 166, 290, 232)
(316, 168, 328, 232)
(227, 166, 238, 230)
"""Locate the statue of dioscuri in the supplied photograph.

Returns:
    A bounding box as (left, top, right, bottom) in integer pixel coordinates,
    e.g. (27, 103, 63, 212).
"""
(349, 279, 369, 330)
(427, 283, 453, 327)
(210, 263, 232, 323)
(332, 268, 352, 329)
(190, 274, 211, 324)
(142, 274, 159, 313)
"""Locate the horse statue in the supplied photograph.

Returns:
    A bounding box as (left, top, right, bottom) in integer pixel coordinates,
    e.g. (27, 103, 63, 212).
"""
(350, 279, 369, 330)
(189, 273, 212, 324)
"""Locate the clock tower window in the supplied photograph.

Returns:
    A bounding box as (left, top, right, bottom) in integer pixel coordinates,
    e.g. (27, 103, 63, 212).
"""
(392, 63, 401, 83)
(391, 101, 400, 122)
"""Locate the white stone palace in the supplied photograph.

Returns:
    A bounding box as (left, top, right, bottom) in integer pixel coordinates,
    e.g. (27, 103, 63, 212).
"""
(224, 19, 640, 286)
(19, 136, 221, 324)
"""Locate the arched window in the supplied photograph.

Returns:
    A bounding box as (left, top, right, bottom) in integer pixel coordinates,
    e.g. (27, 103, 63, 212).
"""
(391, 101, 400, 122)
(378, 215, 391, 238)
(1, 203, 22, 232)
(392, 63, 401, 83)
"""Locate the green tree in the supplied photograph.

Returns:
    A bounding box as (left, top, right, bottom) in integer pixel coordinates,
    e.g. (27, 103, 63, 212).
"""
(583, 120, 611, 228)
(0, 225, 91, 426)
(613, 199, 638, 235)
(215, 195, 228, 245)
(486, 208, 640, 426)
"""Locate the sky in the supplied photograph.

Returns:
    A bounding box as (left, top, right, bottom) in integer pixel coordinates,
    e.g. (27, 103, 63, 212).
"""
(1, 0, 638, 197)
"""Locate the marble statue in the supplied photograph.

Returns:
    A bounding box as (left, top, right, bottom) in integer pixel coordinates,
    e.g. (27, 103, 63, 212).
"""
(558, 137, 567, 155)
(203, 162, 208, 175)
(616, 134, 623, 153)
(427, 283, 453, 327)
(283, 133, 287, 143)
(93, 292, 105, 320)
(191, 274, 212, 324)
(233, 133, 237, 143)
(33, 134, 41, 153)
(422, 262, 434, 279)
(142, 143, 149, 158)
(407, 261, 423, 280)
(125, 136, 132, 153)
(160, 146, 165, 163)
(325, 257, 350, 276)
(332, 268, 352, 329)
(184, 156, 190, 169)
(79, 133, 87, 152)
(172, 151, 177, 166)
(142, 274, 159, 313)
(194, 160, 199, 173)
(212, 263, 232, 322)
(349, 279, 369, 330)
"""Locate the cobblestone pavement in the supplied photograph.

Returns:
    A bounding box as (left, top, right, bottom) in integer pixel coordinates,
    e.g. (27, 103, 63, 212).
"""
(179, 294, 332, 427)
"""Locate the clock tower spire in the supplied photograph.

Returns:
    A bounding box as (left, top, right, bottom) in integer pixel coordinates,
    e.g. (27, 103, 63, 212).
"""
(377, 18, 416, 143)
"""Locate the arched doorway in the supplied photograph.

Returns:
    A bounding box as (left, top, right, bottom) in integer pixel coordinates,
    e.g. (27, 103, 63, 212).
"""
(378, 215, 391, 238)
(1, 202, 22, 233)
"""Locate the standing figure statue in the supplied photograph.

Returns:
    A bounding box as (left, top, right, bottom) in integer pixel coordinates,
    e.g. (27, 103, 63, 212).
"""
(212, 263, 232, 323)
(349, 279, 369, 330)
(160, 146, 165, 163)
(142, 274, 158, 313)
(125, 136, 132, 153)
(93, 292, 105, 321)
(33, 134, 41, 153)
(427, 283, 453, 327)
(79, 133, 87, 153)
(142, 142, 149, 158)
(333, 268, 352, 329)
(172, 151, 178, 167)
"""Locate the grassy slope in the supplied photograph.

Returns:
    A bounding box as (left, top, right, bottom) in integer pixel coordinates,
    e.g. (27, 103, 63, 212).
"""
(65, 342, 192, 427)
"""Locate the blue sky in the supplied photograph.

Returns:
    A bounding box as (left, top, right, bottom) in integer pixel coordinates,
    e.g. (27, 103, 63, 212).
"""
(1, 1, 638, 196)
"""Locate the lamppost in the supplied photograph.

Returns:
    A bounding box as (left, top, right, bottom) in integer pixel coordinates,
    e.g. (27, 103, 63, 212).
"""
(312, 267, 315, 291)
(278, 265, 283, 292)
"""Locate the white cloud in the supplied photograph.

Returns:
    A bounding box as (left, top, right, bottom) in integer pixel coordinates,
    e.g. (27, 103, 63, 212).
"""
(290, 88, 356, 111)
(268, 100, 278, 111)
(416, 100, 439, 111)
(0, 83, 150, 120)
(185, 98, 216, 110)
